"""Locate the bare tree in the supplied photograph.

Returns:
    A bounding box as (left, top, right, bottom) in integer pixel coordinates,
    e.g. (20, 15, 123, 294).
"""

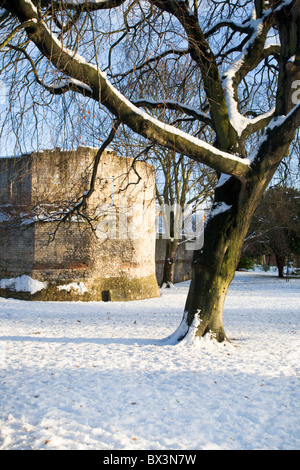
(0, 0, 300, 343)
(243, 185, 300, 277)
(154, 147, 215, 287)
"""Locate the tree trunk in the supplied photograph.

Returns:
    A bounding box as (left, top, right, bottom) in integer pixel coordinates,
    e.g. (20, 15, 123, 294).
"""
(160, 239, 179, 287)
(171, 172, 275, 344)
(276, 255, 285, 278)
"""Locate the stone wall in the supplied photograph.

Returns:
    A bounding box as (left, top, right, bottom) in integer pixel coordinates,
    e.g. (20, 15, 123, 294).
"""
(0, 147, 160, 301)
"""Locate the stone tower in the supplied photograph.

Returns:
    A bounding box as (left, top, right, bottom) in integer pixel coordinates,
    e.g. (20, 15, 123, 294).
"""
(0, 147, 160, 301)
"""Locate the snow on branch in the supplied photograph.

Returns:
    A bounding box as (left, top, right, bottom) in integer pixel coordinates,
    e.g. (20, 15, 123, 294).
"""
(48, 77, 93, 96)
(249, 101, 300, 165)
(222, 12, 275, 138)
(99, 71, 251, 176)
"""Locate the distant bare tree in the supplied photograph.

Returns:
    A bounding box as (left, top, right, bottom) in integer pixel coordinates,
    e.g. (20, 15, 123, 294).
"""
(243, 185, 300, 277)
(154, 147, 215, 287)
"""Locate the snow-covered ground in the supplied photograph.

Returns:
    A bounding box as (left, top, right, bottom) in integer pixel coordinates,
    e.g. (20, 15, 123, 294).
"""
(0, 271, 299, 450)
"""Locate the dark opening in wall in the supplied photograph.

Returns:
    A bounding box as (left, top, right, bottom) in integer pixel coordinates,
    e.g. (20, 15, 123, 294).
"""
(102, 290, 111, 302)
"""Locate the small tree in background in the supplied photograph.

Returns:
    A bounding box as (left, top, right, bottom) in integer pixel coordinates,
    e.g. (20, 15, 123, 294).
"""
(243, 186, 300, 277)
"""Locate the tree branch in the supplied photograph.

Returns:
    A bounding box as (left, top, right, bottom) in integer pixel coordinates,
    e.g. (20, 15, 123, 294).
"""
(204, 19, 253, 39)
(5, 0, 252, 178)
(222, 10, 276, 140)
(7, 44, 94, 97)
(33, 118, 121, 240)
(40, 0, 128, 12)
(133, 98, 212, 127)
(149, 0, 237, 152)
(110, 48, 190, 82)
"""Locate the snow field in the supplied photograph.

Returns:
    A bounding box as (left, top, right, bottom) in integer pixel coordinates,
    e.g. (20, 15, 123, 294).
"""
(0, 271, 299, 450)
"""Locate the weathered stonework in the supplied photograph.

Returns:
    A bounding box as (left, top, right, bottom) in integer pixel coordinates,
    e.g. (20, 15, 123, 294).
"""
(0, 147, 160, 301)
